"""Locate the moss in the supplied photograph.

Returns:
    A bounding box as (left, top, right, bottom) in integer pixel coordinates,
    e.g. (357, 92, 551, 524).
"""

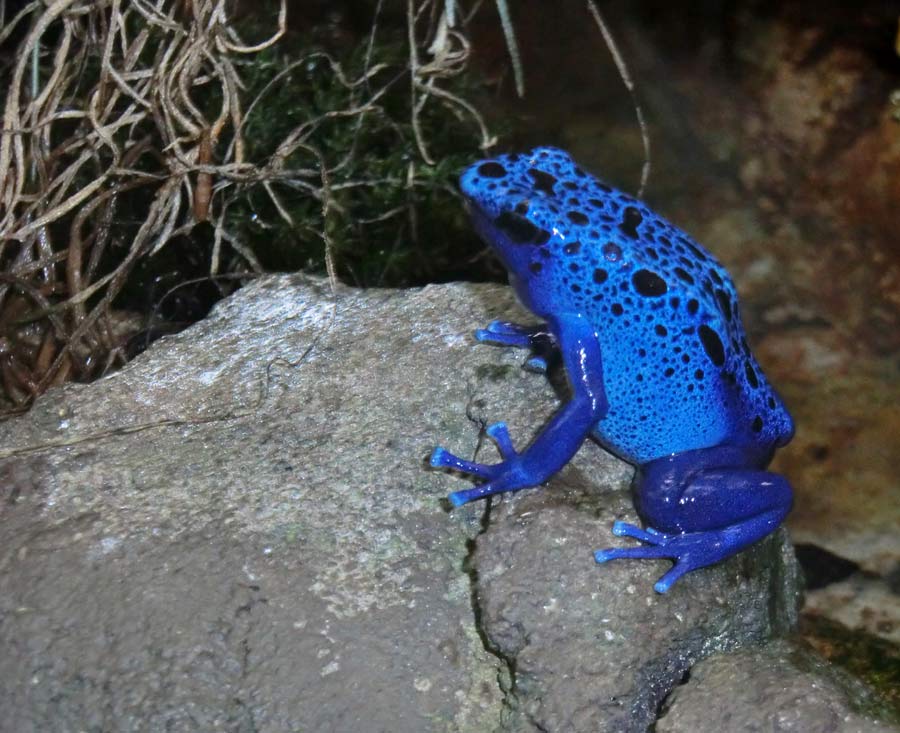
(224, 25, 501, 287)
(0, 3, 509, 410)
(798, 614, 900, 720)
(475, 363, 517, 382)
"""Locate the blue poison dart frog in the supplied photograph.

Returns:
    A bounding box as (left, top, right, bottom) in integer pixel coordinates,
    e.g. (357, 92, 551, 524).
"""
(430, 147, 795, 593)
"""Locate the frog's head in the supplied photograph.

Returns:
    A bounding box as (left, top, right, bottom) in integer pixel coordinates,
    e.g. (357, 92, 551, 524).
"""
(460, 148, 578, 313)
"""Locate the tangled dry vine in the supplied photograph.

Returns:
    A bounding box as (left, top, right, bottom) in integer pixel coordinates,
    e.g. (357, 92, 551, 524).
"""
(0, 0, 496, 412)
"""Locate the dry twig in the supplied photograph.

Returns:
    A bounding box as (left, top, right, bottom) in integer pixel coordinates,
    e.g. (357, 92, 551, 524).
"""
(0, 0, 494, 412)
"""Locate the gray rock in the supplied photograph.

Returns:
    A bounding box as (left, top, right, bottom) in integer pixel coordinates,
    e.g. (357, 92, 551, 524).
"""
(0, 277, 505, 733)
(473, 484, 800, 733)
(0, 277, 816, 732)
(656, 640, 898, 733)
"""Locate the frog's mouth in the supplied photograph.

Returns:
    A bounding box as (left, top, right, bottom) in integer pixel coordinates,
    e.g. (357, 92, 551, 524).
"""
(464, 201, 547, 315)
(466, 204, 525, 269)
(464, 201, 500, 250)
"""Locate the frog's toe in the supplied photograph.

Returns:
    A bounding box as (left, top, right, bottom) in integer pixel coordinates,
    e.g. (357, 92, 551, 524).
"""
(485, 422, 518, 459)
(448, 486, 483, 507)
(524, 355, 548, 373)
(594, 544, 670, 563)
(475, 328, 502, 344)
(430, 446, 497, 480)
(595, 526, 721, 592)
(429, 446, 452, 468)
(611, 521, 673, 544)
(475, 321, 533, 348)
(447, 465, 537, 507)
(653, 563, 694, 594)
(485, 320, 532, 335)
(594, 543, 689, 594)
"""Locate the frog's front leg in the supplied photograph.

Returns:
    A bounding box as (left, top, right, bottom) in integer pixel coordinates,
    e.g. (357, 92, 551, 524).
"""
(595, 447, 793, 593)
(475, 320, 557, 372)
(431, 313, 607, 506)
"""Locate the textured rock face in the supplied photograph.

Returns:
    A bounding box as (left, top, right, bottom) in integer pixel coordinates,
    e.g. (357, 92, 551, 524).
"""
(0, 277, 505, 733)
(656, 641, 897, 733)
(473, 491, 800, 733)
(0, 276, 812, 732)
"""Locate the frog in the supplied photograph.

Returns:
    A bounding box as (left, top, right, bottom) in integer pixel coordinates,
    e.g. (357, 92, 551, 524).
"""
(430, 147, 795, 593)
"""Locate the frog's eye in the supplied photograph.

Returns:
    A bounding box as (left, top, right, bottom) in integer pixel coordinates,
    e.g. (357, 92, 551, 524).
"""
(527, 168, 557, 196)
(494, 211, 551, 246)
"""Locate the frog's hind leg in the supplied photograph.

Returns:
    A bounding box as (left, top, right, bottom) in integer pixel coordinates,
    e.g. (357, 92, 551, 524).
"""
(594, 448, 793, 593)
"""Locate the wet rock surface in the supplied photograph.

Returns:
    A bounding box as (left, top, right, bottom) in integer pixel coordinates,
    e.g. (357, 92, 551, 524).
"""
(0, 277, 817, 732)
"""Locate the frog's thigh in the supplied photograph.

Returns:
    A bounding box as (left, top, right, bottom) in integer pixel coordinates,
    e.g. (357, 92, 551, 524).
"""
(636, 465, 792, 534)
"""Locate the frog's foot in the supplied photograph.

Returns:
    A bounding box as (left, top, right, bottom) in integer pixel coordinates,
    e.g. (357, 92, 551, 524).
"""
(430, 422, 523, 507)
(475, 320, 556, 373)
(598, 453, 795, 592)
(475, 320, 547, 347)
(594, 521, 708, 593)
(594, 510, 785, 593)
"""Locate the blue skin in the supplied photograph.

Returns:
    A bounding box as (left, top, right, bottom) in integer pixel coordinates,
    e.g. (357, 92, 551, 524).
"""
(430, 147, 795, 593)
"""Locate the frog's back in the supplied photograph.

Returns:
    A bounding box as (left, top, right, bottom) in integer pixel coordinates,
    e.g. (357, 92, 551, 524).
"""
(460, 148, 794, 463)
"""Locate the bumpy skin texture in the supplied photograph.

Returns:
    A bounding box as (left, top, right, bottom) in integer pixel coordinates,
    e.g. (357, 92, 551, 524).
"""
(431, 147, 796, 593)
